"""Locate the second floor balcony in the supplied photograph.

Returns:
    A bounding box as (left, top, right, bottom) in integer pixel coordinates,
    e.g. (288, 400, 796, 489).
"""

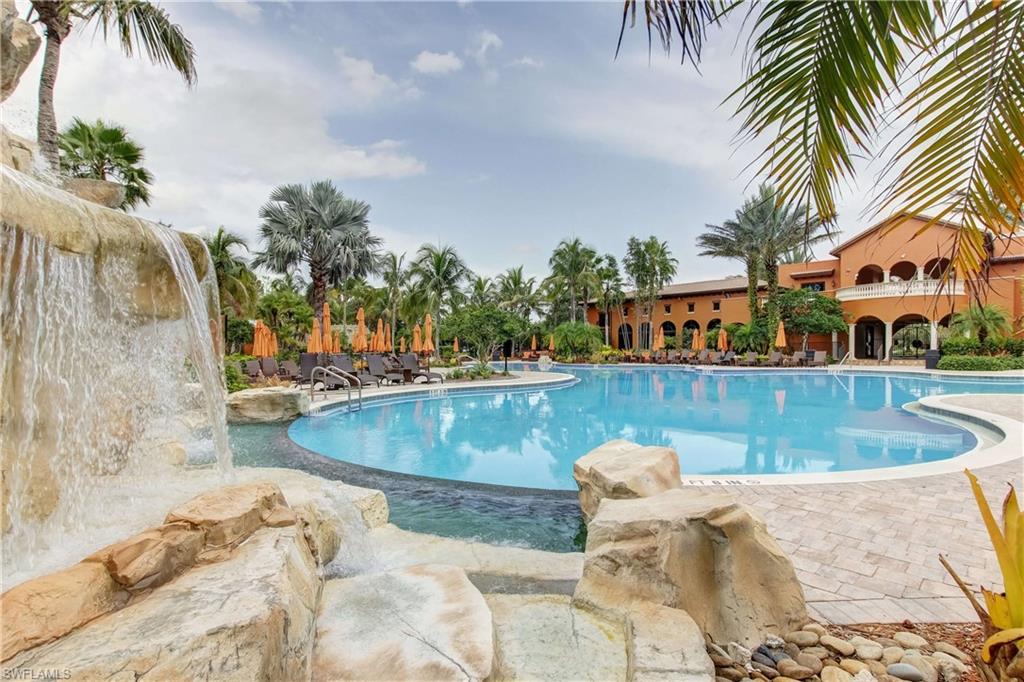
(835, 278, 964, 301)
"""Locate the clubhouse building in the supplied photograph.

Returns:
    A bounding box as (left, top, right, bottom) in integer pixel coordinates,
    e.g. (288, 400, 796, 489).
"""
(586, 215, 1024, 360)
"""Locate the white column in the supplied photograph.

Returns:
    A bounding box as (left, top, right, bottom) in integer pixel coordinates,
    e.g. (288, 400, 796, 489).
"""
(883, 269, 891, 283)
(929, 321, 938, 350)
(848, 324, 856, 359)
(917, 266, 925, 281)
(884, 322, 893, 361)
(831, 331, 838, 358)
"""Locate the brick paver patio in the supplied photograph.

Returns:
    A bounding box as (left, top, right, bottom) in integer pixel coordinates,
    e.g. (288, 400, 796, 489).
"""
(735, 395, 1023, 624)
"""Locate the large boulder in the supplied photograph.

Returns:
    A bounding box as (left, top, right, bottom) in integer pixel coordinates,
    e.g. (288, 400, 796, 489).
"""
(4, 526, 321, 679)
(164, 480, 288, 547)
(84, 522, 206, 590)
(313, 564, 493, 681)
(1, 124, 36, 173)
(1, 0, 40, 101)
(227, 386, 309, 423)
(574, 488, 807, 648)
(627, 603, 716, 681)
(573, 439, 681, 521)
(63, 177, 126, 209)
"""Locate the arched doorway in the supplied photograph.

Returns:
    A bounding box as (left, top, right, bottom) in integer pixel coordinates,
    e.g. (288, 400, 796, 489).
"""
(892, 314, 930, 358)
(681, 320, 700, 350)
(889, 261, 917, 282)
(617, 323, 633, 350)
(660, 321, 677, 347)
(856, 265, 884, 285)
(924, 257, 951, 279)
(638, 322, 652, 350)
(853, 316, 885, 360)
(707, 318, 721, 330)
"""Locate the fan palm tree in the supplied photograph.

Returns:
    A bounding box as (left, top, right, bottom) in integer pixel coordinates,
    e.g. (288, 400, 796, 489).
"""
(547, 238, 598, 323)
(617, 1, 1022, 294)
(951, 304, 1012, 344)
(29, 0, 197, 171)
(58, 118, 152, 209)
(409, 244, 468, 352)
(253, 181, 379, 322)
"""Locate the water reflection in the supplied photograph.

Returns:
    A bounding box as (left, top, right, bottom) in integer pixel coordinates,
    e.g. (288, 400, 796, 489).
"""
(288, 368, 1021, 490)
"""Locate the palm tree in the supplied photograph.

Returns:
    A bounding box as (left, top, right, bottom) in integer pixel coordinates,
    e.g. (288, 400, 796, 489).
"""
(254, 181, 379, 322)
(204, 227, 257, 317)
(594, 255, 624, 345)
(951, 304, 1012, 344)
(378, 252, 407, 348)
(496, 266, 539, 319)
(698, 211, 762, 323)
(623, 237, 677, 349)
(409, 244, 468, 353)
(58, 118, 152, 209)
(29, 0, 197, 171)
(467, 274, 495, 306)
(617, 1, 1022, 294)
(547, 238, 598, 323)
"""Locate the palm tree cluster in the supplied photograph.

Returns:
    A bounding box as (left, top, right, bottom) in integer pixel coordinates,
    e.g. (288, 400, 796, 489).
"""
(58, 117, 153, 209)
(623, 237, 678, 350)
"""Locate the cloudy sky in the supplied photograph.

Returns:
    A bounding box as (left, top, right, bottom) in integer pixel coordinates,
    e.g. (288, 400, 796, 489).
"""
(5, 0, 881, 282)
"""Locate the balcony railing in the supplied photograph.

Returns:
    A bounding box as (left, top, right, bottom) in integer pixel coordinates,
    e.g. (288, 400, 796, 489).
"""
(835, 279, 964, 301)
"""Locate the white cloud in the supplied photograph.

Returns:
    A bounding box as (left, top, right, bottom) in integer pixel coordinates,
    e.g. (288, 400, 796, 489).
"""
(411, 50, 464, 76)
(469, 30, 502, 67)
(335, 50, 422, 105)
(508, 56, 544, 70)
(213, 0, 263, 24)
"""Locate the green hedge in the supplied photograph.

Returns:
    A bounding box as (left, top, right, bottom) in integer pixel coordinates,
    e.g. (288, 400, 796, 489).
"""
(941, 336, 1024, 356)
(936, 355, 1024, 371)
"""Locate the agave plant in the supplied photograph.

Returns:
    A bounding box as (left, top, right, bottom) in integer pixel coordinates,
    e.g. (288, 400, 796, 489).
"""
(943, 470, 1024, 680)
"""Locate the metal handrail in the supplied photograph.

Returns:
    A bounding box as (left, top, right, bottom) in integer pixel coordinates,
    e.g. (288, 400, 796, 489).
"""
(836, 351, 851, 367)
(310, 366, 363, 410)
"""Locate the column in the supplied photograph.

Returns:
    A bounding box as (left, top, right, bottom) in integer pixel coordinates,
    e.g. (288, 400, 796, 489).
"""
(831, 331, 838, 358)
(848, 323, 856, 359)
(884, 322, 893, 361)
(883, 269, 891, 283)
(929, 321, 938, 350)
(917, 266, 925, 281)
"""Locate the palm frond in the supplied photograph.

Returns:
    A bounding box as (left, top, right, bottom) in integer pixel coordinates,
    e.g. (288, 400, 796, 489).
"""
(616, 0, 736, 65)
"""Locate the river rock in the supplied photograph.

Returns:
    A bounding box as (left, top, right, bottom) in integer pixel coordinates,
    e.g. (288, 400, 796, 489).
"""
(629, 602, 716, 681)
(1, 0, 40, 101)
(857, 644, 884, 661)
(753, 662, 780, 679)
(822, 667, 855, 682)
(165, 480, 289, 546)
(882, 647, 906, 665)
(803, 646, 832, 660)
(486, 593, 627, 682)
(795, 652, 823, 674)
(314, 564, 493, 681)
(786, 631, 820, 647)
(867, 660, 889, 678)
(84, 521, 205, 590)
(841, 659, 870, 675)
(777, 659, 815, 680)
(572, 439, 681, 521)
(574, 488, 807, 647)
(932, 643, 970, 664)
(901, 652, 938, 682)
(4, 526, 320, 679)
(728, 642, 753, 666)
(930, 652, 967, 682)
(719, 667, 748, 681)
(803, 623, 828, 636)
(887, 664, 925, 682)
(227, 386, 310, 424)
(893, 632, 930, 650)
(851, 671, 878, 682)
(821, 635, 856, 657)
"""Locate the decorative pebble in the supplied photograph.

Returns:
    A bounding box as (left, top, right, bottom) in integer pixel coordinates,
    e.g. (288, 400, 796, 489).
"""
(783, 643, 802, 660)
(803, 623, 828, 636)
(901, 653, 938, 682)
(841, 659, 870, 675)
(795, 652, 823, 675)
(765, 636, 786, 649)
(821, 635, 856, 657)
(876, 638, 901, 649)
(822, 667, 855, 682)
(866, 660, 889, 676)
(802, 646, 832, 660)
(857, 644, 885, 661)
(753, 662, 780, 679)
(785, 631, 820, 647)
(933, 643, 970, 665)
(930, 652, 967, 682)
(893, 632, 930, 650)
(709, 641, 732, 659)
(753, 653, 778, 668)
(776, 660, 815, 681)
(887, 663, 924, 682)
(882, 647, 906, 665)
(728, 642, 753, 666)
(766, 648, 793, 665)
(717, 677, 734, 682)
(851, 671, 878, 682)
(718, 666, 748, 682)
(712, 654, 734, 667)
(774, 678, 801, 682)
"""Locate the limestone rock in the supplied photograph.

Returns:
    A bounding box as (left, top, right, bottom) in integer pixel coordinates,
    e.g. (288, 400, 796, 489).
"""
(63, 177, 126, 209)
(314, 564, 492, 681)
(628, 603, 716, 681)
(84, 522, 205, 590)
(0, 561, 129, 661)
(5, 526, 320, 679)
(882, 647, 906, 665)
(803, 623, 828, 636)
(573, 439, 681, 521)
(893, 632, 929, 651)
(227, 386, 309, 423)
(901, 652, 937, 682)
(786, 631, 819, 647)
(930, 652, 966, 682)
(486, 593, 627, 681)
(165, 480, 289, 547)
(1, 0, 39, 101)
(822, 668, 855, 682)
(821, 636, 856, 657)
(574, 488, 807, 647)
(932, 643, 970, 665)
(887, 663, 924, 682)
(0, 125, 36, 172)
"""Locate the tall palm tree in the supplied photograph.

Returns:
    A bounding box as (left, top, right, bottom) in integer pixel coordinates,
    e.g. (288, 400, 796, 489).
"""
(951, 304, 1012, 344)
(204, 226, 257, 318)
(409, 244, 468, 353)
(623, 237, 677, 350)
(29, 0, 197, 171)
(547, 237, 598, 323)
(58, 117, 152, 209)
(697, 212, 762, 323)
(594, 255, 624, 345)
(466, 274, 495, 306)
(496, 266, 539, 319)
(254, 181, 379, 322)
(378, 252, 407, 347)
(617, 1, 1022, 294)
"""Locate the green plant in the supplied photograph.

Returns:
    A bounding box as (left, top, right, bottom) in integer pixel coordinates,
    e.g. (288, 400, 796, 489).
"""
(552, 321, 603, 360)
(410, 243, 469, 352)
(449, 368, 466, 380)
(777, 288, 847, 350)
(936, 355, 1024, 372)
(546, 238, 599, 323)
(58, 118, 153, 209)
(224, 362, 248, 393)
(445, 303, 528, 365)
(951, 305, 1013, 345)
(731, 321, 770, 354)
(623, 236, 677, 349)
(941, 336, 982, 356)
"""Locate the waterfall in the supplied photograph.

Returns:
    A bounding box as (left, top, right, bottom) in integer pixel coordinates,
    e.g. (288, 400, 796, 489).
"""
(1, 167, 233, 584)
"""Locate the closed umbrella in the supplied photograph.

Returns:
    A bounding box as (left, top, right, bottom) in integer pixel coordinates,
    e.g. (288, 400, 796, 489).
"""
(548, 334, 555, 352)
(252, 321, 264, 357)
(375, 319, 384, 353)
(775, 320, 787, 349)
(718, 327, 729, 352)
(423, 314, 435, 355)
(691, 329, 700, 351)
(354, 307, 366, 353)
(412, 324, 422, 353)
(453, 337, 460, 353)
(308, 318, 323, 353)
(333, 332, 341, 354)
(384, 323, 393, 352)
(531, 335, 537, 352)
(270, 330, 279, 356)
(400, 337, 406, 354)
(322, 303, 332, 352)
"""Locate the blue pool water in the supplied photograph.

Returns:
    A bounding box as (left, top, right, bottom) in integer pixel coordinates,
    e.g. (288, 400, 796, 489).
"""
(287, 366, 1023, 490)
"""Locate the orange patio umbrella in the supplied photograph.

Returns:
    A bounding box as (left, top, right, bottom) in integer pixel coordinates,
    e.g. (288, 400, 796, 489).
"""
(399, 337, 406, 354)
(332, 331, 341, 354)
(548, 334, 555, 352)
(690, 329, 700, 351)
(251, 320, 264, 357)
(453, 337, 460, 353)
(375, 319, 384, 353)
(412, 324, 422, 353)
(717, 327, 729, 352)
(322, 303, 333, 352)
(384, 323, 393, 352)
(774, 320, 787, 349)
(422, 314, 435, 355)
(354, 307, 366, 353)
(269, 329, 279, 356)
(308, 318, 323, 353)
(531, 335, 537, 351)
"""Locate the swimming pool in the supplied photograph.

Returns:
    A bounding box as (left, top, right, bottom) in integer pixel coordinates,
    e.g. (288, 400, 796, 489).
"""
(287, 366, 1024, 490)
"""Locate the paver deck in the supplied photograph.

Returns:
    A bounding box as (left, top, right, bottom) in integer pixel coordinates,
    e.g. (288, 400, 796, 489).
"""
(735, 394, 1023, 624)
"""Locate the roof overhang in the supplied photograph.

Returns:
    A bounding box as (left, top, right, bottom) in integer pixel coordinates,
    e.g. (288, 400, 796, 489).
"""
(788, 268, 835, 279)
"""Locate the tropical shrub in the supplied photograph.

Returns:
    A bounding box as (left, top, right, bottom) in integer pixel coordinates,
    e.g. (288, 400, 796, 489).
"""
(936, 355, 1024, 372)
(943, 471, 1024, 678)
(552, 322, 603, 360)
(59, 118, 153, 209)
(445, 304, 528, 364)
(588, 345, 623, 364)
(777, 288, 847, 349)
(941, 336, 982, 356)
(224, 362, 248, 393)
(731, 321, 770, 354)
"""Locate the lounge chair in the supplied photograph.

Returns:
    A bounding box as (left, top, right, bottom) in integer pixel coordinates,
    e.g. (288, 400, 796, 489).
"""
(662, 351, 679, 364)
(244, 360, 262, 379)
(678, 350, 691, 364)
(298, 353, 319, 384)
(279, 360, 302, 381)
(808, 350, 827, 367)
(688, 350, 709, 365)
(760, 351, 783, 367)
(366, 354, 405, 385)
(330, 354, 378, 387)
(706, 351, 721, 365)
(259, 357, 279, 378)
(713, 351, 735, 365)
(400, 353, 444, 383)
(738, 352, 758, 366)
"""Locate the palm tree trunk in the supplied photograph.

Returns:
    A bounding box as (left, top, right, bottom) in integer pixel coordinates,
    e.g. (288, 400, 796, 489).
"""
(570, 285, 577, 323)
(764, 260, 780, 332)
(603, 302, 610, 345)
(35, 4, 70, 172)
(746, 256, 760, 322)
(310, 260, 326, 322)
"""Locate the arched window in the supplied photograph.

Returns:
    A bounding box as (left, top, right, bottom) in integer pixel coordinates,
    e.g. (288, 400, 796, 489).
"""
(856, 265, 884, 284)
(924, 257, 951, 279)
(617, 323, 634, 349)
(889, 261, 917, 282)
(660, 321, 677, 338)
(707, 318, 722, 330)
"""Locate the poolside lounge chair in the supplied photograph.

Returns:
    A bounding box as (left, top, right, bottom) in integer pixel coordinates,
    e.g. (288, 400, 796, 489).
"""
(688, 350, 709, 365)
(298, 353, 319, 384)
(279, 360, 302, 381)
(400, 353, 444, 383)
(736, 352, 756, 366)
(760, 351, 783, 367)
(782, 353, 801, 367)
(244, 360, 262, 379)
(808, 350, 827, 367)
(259, 357, 280, 378)
(706, 351, 721, 365)
(713, 351, 735, 365)
(662, 350, 679, 364)
(678, 350, 691, 364)
(366, 354, 405, 385)
(330, 354, 378, 387)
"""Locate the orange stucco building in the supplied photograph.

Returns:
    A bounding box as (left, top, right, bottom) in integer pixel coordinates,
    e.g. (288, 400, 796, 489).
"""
(587, 216, 1024, 360)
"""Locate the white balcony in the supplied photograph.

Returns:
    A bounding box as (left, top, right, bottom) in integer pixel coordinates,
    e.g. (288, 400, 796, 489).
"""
(835, 279, 964, 301)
